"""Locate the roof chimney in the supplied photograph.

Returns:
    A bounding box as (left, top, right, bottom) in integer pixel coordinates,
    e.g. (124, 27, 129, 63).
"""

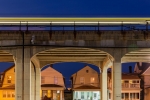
(129, 66, 132, 73)
(50, 64, 53, 68)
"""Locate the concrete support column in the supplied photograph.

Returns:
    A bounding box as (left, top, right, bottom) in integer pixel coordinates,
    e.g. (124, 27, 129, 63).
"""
(112, 62, 121, 100)
(15, 47, 32, 100)
(31, 66, 35, 100)
(100, 69, 108, 100)
(15, 48, 23, 100)
(35, 67, 41, 100)
(24, 48, 31, 100)
(100, 55, 113, 100)
(31, 63, 40, 100)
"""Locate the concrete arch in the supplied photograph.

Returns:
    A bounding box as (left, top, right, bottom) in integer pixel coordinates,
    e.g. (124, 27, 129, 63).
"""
(121, 48, 150, 63)
(31, 55, 40, 68)
(0, 49, 18, 100)
(31, 47, 114, 70)
(32, 46, 114, 58)
(0, 49, 16, 63)
(30, 47, 120, 100)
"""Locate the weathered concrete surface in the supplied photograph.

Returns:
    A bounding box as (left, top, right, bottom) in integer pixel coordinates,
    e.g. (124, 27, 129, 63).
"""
(0, 30, 149, 100)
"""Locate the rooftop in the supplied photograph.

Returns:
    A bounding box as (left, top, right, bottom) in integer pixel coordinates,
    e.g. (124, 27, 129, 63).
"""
(108, 73, 140, 79)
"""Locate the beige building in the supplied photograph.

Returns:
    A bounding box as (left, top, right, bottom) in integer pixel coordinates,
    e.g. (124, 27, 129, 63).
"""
(134, 62, 150, 100)
(108, 73, 141, 100)
(0, 65, 65, 100)
(71, 65, 101, 100)
(0, 65, 15, 100)
(71, 65, 142, 100)
(41, 66, 65, 100)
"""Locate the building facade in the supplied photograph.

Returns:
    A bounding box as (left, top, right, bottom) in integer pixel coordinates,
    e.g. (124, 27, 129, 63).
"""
(0, 65, 15, 100)
(0, 65, 65, 100)
(134, 62, 150, 100)
(71, 65, 142, 100)
(71, 66, 101, 100)
(41, 66, 65, 100)
(108, 73, 141, 100)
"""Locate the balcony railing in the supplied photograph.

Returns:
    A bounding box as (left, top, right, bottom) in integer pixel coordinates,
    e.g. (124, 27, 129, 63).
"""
(122, 83, 140, 88)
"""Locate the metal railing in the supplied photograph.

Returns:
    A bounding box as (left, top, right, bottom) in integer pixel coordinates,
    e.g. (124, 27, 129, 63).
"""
(122, 83, 140, 88)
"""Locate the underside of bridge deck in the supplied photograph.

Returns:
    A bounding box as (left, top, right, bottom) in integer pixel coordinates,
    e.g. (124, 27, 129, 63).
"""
(34, 48, 112, 68)
(122, 48, 150, 63)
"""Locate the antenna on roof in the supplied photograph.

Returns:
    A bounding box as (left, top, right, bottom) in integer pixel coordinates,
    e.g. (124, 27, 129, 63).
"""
(129, 66, 132, 73)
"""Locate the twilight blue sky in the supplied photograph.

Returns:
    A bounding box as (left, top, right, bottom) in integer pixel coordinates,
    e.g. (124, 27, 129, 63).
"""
(0, 0, 150, 17)
(0, 0, 148, 86)
(0, 62, 136, 87)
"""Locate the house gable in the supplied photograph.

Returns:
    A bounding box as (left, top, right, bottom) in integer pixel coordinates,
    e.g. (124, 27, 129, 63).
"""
(71, 66, 99, 89)
(2, 65, 15, 88)
(142, 67, 150, 75)
(72, 66, 98, 77)
(134, 63, 142, 73)
(41, 66, 65, 87)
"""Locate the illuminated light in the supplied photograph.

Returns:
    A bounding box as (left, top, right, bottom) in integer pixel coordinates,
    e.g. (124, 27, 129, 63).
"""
(0, 17, 150, 22)
(146, 21, 150, 24)
(92, 78, 95, 81)
(129, 80, 132, 84)
(0, 21, 147, 25)
(57, 90, 60, 93)
(40, 90, 42, 98)
(8, 76, 11, 79)
(47, 90, 51, 98)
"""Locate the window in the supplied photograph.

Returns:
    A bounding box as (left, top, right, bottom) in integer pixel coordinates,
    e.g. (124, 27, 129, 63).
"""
(41, 76, 45, 83)
(124, 80, 129, 83)
(125, 93, 129, 99)
(2, 91, 15, 98)
(136, 93, 139, 99)
(7, 76, 11, 83)
(76, 92, 78, 98)
(130, 93, 139, 99)
(130, 93, 136, 99)
(12, 92, 15, 98)
(133, 80, 139, 83)
(3, 91, 6, 98)
(130, 93, 135, 99)
(124, 80, 129, 88)
(121, 93, 124, 99)
(130, 93, 132, 99)
(94, 93, 97, 98)
(81, 92, 84, 99)
(90, 77, 95, 84)
(86, 70, 89, 73)
(42, 90, 48, 98)
(7, 91, 11, 98)
(80, 77, 85, 84)
(87, 92, 89, 99)
(129, 80, 132, 84)
(47, 90, 51, 98)
(54, 77, 58, 84)
(109, 93, 111, 99)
